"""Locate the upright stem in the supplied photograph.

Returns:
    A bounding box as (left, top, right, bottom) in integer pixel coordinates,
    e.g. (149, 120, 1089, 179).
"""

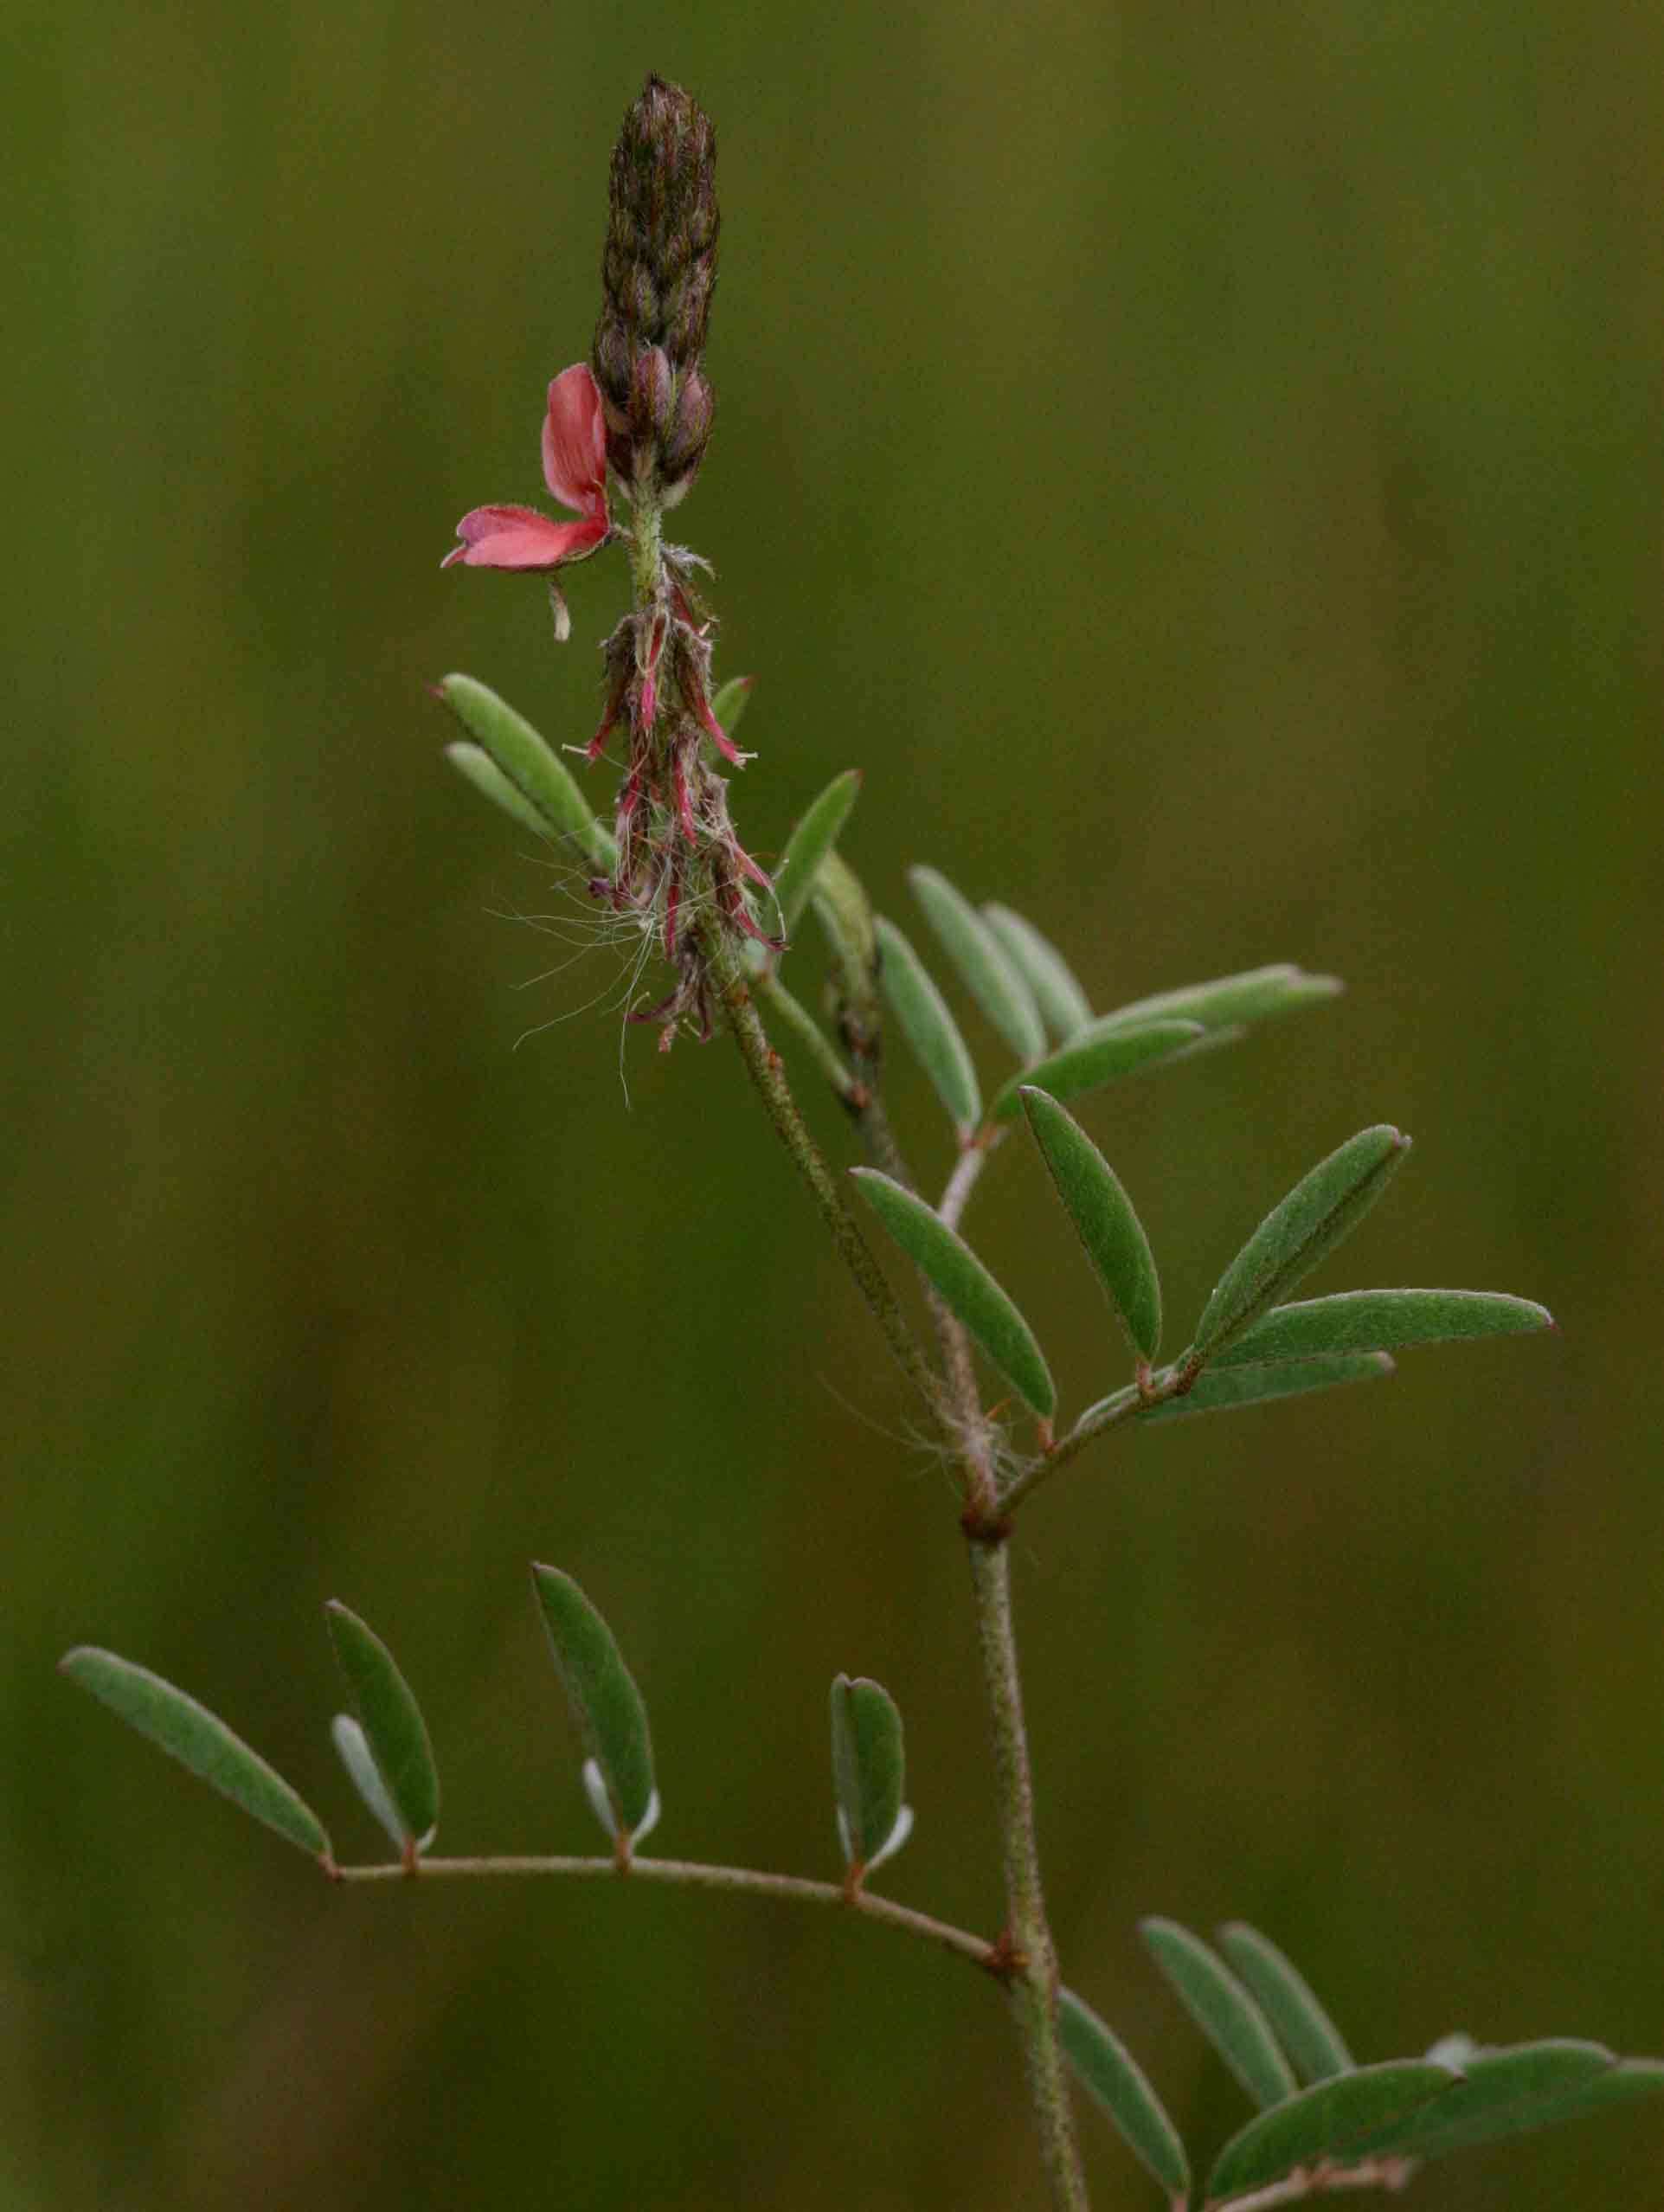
(627, 491, 664, 605)
(967, 1536, 1089, 2210)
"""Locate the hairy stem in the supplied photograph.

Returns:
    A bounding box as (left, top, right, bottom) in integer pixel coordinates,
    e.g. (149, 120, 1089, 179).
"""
(725, 928, 1088, 2202)
(938, 1133, 998, 1234)
(336, 1851, 995, 1971)
(761, 970, 862, 1103)
(627, 491, 664, 605)
(965, 1534, 1090, 2209)
(1000, 1360, 1200, 1514)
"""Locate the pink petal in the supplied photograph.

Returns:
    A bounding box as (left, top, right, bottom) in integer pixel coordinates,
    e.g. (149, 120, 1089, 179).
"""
(443, 504, 608, 571)
(542, 363, 608, 517)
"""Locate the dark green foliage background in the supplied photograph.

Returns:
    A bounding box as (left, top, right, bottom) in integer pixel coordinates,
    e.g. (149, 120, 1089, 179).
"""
(6, 3, 1662, 2206)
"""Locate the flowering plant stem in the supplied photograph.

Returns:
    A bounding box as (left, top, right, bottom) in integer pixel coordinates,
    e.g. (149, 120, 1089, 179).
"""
(704, 891, 1090, 2199)
(722, 961, 1089, 2204)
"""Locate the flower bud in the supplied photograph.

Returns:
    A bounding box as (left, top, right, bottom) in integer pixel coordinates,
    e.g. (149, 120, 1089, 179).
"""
(593, 74, 718, 502)
(659, 370, 715, 506)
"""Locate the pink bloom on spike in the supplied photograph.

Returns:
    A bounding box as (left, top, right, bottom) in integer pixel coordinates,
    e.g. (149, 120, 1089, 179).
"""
(443, 364, 611, 573)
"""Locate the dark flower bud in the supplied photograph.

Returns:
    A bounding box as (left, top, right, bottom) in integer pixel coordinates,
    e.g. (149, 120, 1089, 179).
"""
(659, 371, 714, 505)
(593, 74, 719, 505)
(628, 347, 677, 455)
(665, 260, 715, 367)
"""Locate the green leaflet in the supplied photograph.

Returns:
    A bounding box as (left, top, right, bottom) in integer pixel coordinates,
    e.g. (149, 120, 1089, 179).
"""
(445, 742, 555, 839)
(776, 770, 863, 938)
(1188, 1127, 1409, 1363)
(985, 1019, 1203, 1124)
(851, 1169, 1055, 1418)
(829, 1675, 906, 1868)
(1141, 1918, 1297, 2109)
(1020, 1088, 1160, 1362)
(1058, 1988, 1190, 2197)
(324, 1602, 440, 1851)
(1216, 1924, 1355, 2084)
(60, 1647, 331, 1862)
(1344, 2040, 1654, 2163)
(875, 916, 981, 1134)
(530, 1566, 656, 1838)
(1136, 1353, 1393, 1423)
(1094, 962, 1341, 1034)
(909, 867, 1047, 1063)
(1207, 2061, 1459, 2202)
(813, 852, 880, 1024)
(981, 905, 1092, 1041)
(435, 673, 616, 871)
(1215, 1288, 1553, 1366)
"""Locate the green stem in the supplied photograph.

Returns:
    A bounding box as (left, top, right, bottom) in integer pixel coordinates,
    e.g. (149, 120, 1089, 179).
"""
(336, 1851, 996, 1971)
(964, 1531, 1090, 2209)
(720, 950, 1088, 2203)
(627, 492, 665, 605)
(1000, 1362, 1195, 1514)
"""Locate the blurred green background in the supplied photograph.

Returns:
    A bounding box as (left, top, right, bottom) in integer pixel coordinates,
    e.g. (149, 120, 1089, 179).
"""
(6, 2, 1663, 2205)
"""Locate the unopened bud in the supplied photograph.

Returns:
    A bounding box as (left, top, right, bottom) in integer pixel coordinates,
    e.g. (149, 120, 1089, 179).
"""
(593, 74, 719, 504)
(659, 370, 715, 505)
(629, 346, 677, 449)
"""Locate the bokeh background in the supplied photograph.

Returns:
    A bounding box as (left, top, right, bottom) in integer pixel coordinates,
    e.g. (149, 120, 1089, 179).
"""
(6, 3, 1663, 2206)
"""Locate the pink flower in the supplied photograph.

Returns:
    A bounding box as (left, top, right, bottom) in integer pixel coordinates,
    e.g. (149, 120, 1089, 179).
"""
(443, 364, 611, 572)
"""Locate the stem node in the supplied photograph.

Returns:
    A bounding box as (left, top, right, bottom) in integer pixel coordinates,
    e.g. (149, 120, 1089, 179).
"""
(960, 1505, 1014, 1547)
